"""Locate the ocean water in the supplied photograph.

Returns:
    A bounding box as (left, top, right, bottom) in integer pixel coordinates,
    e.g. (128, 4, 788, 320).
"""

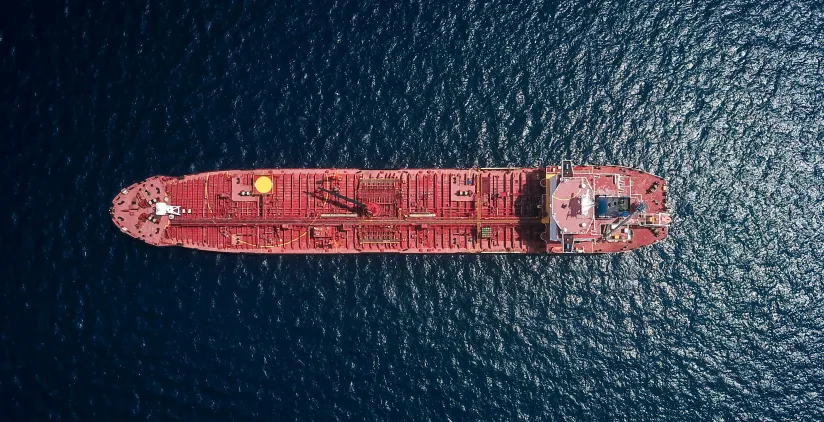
(2, 0, 824, 420)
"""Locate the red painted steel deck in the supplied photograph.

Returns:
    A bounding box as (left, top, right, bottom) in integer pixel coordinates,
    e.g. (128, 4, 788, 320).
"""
(110, 165, 671, 254)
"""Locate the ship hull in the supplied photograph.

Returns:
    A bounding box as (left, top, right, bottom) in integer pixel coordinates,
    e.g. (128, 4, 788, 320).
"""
(110, 165, 670, 254)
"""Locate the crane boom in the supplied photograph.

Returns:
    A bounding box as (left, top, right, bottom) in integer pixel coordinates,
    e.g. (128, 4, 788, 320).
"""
(317, 187, 367, 208)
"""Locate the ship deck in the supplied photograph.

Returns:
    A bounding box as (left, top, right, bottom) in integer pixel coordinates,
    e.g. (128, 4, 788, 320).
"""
(110, 165, 669, 254)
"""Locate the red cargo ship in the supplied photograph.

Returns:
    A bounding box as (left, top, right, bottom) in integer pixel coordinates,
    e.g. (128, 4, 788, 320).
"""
(110, 162, 671, 254)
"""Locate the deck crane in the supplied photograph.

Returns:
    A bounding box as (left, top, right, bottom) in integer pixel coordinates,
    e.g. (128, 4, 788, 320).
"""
(317, 187, 380, 217)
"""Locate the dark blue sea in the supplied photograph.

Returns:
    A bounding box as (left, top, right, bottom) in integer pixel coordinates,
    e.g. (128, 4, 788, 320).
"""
(2, 0, 824, 420)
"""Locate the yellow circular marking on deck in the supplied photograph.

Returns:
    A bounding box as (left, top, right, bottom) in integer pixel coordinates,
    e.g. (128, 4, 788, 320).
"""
(254, 176, 273, 194)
